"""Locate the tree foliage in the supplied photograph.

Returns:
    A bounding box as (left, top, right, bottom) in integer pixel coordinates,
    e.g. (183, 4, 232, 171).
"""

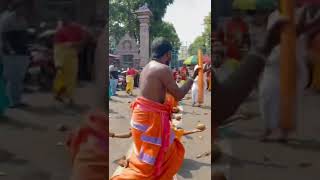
(109, 0, 181, 51)
(151, 21, 181, 49)
(188, 12, 211, 55)
(188, 36, 206, 56)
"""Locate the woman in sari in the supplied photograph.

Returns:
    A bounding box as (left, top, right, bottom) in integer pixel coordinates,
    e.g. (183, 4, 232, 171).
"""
(125, 67, 136, 95)
(53, 14, 87, 106)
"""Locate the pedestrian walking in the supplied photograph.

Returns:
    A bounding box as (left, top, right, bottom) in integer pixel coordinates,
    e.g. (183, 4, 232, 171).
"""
(0, 61, 9, 115)
(125, 66, 136, 95)
(53, 11, 88, 106)
(259, 4, 319, 142)
(109, 64, 119, 96)
(191, 64, 206, 106)
(180, 65, 189, 85)
(0, 1, 30, 108)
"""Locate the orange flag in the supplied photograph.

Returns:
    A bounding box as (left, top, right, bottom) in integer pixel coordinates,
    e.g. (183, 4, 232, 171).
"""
(280, 0, 296, 131)
(198, 49, 204, 104)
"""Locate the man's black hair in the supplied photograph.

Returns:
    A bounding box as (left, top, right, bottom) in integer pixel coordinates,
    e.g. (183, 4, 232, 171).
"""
(151, 37, 173, 60)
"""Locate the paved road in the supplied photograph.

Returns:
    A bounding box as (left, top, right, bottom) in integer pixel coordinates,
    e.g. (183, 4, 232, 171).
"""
(109, 89, 212, 179)
(0, 83, 97, 180)
(215, 90, 320, 180)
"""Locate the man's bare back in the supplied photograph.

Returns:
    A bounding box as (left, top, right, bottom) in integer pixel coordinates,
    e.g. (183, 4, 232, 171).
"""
(139, 61, 171, 103)
(139, 60, 196, 104)
(138, 37, 200, 103)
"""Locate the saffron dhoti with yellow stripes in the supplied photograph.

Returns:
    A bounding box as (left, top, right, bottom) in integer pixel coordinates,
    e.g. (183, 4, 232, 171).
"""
(111, 97, 185, 180)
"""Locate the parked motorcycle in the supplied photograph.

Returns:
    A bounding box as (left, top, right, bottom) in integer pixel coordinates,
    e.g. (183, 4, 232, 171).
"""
(118, 73, 126, 91)
(27, 44, 55, 91)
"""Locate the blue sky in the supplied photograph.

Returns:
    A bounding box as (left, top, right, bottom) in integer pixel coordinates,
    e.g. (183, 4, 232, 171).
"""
(163, 0, 211, 46)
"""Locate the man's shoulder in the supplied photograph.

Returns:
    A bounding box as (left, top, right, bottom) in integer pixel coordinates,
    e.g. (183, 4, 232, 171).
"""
(157, 64, 171, 73)
(144, 62, 170, 78)
(148, 61, 169, 70)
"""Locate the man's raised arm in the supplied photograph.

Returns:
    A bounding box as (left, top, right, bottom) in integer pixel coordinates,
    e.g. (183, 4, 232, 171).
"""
(213, 16, 290, 125)
(160, 66, 198, 101)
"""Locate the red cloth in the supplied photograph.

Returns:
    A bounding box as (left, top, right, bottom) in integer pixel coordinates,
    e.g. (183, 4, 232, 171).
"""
(225, 18, 248, 61)
(225, 41, 241, 60)
(173, 71, 179, 80)
(217, 29, 225, 44)
(66, 110, 107, 180)
(180, 67, 188, 80)
(54, 23, 86, 44)
(66, 110, 107, 163)
(226, 19, 248, 40)
(127, 68, 136, 76)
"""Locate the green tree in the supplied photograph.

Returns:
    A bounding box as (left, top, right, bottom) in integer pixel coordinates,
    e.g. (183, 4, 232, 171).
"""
(188, 12, 211, 55)
(109, 0, 180, 51)
(203, 12, 211, 55)
(188, 36, 205, 56)
(151, 21, 181, 49)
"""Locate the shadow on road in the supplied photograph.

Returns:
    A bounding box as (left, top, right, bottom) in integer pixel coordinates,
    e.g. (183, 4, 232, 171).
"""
(178, 158, 211, 178)
(283, 138, 320, 152)
(114, 93, 137, 98)
(109, 98, 123, 103)
(183, 103, 211, 110)
(219, 154, 288, 169)
(184, 135, 193, 140)
(21, 104, 89, 116)
(0, 148, 28, 165)
(20, 171, 52, 180)
(109, 108, 119, 114)
(183, 110, 202, 116)
(218, 128, 258, 141)
(0, 116, 47, 131)
(199, 105, 211, 110)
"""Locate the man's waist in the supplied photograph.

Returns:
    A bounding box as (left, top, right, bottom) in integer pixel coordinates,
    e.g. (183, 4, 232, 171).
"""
(132, 97, 171, 113)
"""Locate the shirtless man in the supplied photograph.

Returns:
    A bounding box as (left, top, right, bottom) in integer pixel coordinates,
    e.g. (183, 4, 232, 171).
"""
(139, 38, 199, 103)
(111, 38, 200, 180)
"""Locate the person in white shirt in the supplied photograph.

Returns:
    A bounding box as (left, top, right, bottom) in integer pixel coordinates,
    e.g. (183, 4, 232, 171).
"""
(248, 11, 268, 50)
(0, 1, 30, 108)
(191, 64, 206, 106)
(259, 4, 319, 142)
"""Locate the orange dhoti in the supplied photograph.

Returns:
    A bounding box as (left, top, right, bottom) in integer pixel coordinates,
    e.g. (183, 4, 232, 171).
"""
(66, 110, 108, 180)
(165, 93, 178, 110)
(111, 97, 185, 180)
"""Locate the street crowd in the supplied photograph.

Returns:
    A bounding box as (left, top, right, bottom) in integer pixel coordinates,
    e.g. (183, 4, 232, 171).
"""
(213, 1, 320, 142)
